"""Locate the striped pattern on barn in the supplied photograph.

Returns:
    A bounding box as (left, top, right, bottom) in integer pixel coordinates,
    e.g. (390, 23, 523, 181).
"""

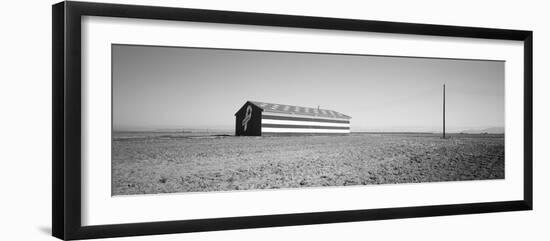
(254, 101, 351, 135)
(261, 112, 350, 134)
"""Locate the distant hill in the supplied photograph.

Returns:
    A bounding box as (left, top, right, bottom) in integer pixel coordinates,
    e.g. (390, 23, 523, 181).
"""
(460, 127, 504, 134)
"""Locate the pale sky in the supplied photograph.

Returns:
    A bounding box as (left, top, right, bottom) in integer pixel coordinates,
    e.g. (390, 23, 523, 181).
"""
(112, 44, 504, 132)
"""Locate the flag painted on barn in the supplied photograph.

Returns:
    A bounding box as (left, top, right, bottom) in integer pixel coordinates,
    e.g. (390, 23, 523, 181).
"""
(235, 101, 351, 136)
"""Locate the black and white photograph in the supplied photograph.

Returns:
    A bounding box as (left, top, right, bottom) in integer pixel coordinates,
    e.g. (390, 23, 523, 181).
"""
(0, 0, 543, 240)
(112, 44, 505, 195)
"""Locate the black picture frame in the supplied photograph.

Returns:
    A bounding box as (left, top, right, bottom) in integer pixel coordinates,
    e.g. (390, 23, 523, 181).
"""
(52, 1, 533, 240)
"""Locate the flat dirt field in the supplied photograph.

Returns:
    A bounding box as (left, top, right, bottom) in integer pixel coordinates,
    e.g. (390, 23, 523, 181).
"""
(112, 132, 504, 195)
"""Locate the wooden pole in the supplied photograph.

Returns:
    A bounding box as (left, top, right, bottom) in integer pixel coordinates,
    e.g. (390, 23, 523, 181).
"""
(443, 84, 446, 139)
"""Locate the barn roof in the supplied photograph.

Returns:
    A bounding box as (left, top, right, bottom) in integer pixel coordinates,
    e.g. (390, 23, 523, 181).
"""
(248, 101, 351, 120)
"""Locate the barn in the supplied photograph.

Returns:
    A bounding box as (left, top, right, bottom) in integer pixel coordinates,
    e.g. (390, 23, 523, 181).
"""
(235, 101, 351, 136)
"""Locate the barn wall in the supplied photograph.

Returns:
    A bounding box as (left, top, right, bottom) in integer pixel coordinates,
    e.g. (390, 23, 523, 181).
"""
(261, 112, 350, 135)
(235, 103, 262, 136)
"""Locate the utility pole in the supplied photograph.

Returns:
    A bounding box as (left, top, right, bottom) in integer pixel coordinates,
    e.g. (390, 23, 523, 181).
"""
(443, 84, 446, 139)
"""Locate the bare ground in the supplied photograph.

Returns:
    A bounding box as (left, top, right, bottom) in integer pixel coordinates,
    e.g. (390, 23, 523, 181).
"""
(112, 133, 504, 195)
